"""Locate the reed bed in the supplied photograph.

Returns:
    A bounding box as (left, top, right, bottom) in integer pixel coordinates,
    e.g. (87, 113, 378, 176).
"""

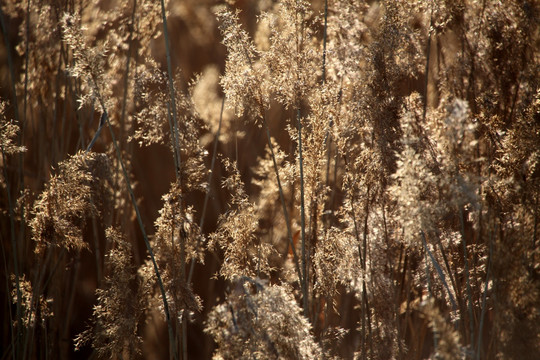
(1, 0, 539, 359)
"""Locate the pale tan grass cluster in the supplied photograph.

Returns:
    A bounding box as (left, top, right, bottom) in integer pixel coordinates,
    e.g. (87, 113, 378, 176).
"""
(1, 0, 539, 359)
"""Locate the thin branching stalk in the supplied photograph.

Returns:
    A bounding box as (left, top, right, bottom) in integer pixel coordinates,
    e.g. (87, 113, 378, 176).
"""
(297, 108, 309, 317)
(347, 171, 370, 359)
(119, 0, 137, 143)
(62, 252, 81, 355)
(220, 8, 306, 299)
(168, 99, 182, 181)
(158, 2, 185, 355)
(460, 207, 475, 347)
(395, 243, 405, 359)
(106, 111, 178, 359)
(262, 115, 304, 290)
(326, 80, 343, 214)
(23, 0, 29, 129)
(422, 9, 433, 122)
(350, 192, 364, 266)
(19, 1, 29, 244)
(163, 103, 187, 359)
(1, 147, 21, 360)
(294, 7, 309, 318)
(0, 226, 16, 360)
(0, 14, 28, 359)
(23, 249, 56, 360)
(188, 97, 225, 285)
(421, 243, 438, 354)
(199, 96, 225, 232)
(321, 0, 328, 86)
(421, 231, 458, 311)
(159, 0, 182, 182)
(476, 227, 493, 360)
(361, 191, 374, 359)
(86, 112, 106, 152)
(436, 237, 460, 308)
(38, 250, 64, 301)
(90, 202, 102, 287)
(50, 49, 63, 166)
(436, 236, 465, 333)
(534, 192, 538, 262)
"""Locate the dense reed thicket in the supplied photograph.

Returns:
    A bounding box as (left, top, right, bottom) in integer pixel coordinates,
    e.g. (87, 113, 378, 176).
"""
(1, 0, 539, 359)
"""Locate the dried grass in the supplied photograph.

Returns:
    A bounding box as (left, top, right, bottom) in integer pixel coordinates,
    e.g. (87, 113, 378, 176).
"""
(1, 0, 539, 359)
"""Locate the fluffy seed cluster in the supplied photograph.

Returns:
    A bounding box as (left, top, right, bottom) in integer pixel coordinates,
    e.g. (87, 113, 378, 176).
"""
(31, 151, 112, 254)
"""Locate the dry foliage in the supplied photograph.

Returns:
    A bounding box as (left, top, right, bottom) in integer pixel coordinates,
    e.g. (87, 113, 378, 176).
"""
(1, 0, 539, 359)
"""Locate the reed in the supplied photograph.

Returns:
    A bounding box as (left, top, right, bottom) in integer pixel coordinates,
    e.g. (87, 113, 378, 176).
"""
(1, 0, 538, 359)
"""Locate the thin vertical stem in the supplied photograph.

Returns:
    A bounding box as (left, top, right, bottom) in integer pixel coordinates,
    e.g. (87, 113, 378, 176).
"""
(297, 108, 308, 318)
(23, 0, 30, 128)
(423, 9, 433, 122)
(103, 110, 178, 360)
(62, 252, 81, 355)
(262, 116, 304, 293)
(23, 249, 56, 360)
(347, 174, 371, 359)
(90, 206, 102, 287)
(460, 207, 475, 347)
(421, 234, 438, 354)
(361, 192, 373, 359)
(1, 147, 21, 360)
(321, 0, 328, 86)
(475, 226, 493, 360)
(159, 0, 182, 182)
(188, 97, 225, 285)
(119, 0, 137, 141)
(19, 1, 29, 240)
(533, 192, 538, 260)
(421, 231, 458, 311)
(158, 1, 185, 357)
